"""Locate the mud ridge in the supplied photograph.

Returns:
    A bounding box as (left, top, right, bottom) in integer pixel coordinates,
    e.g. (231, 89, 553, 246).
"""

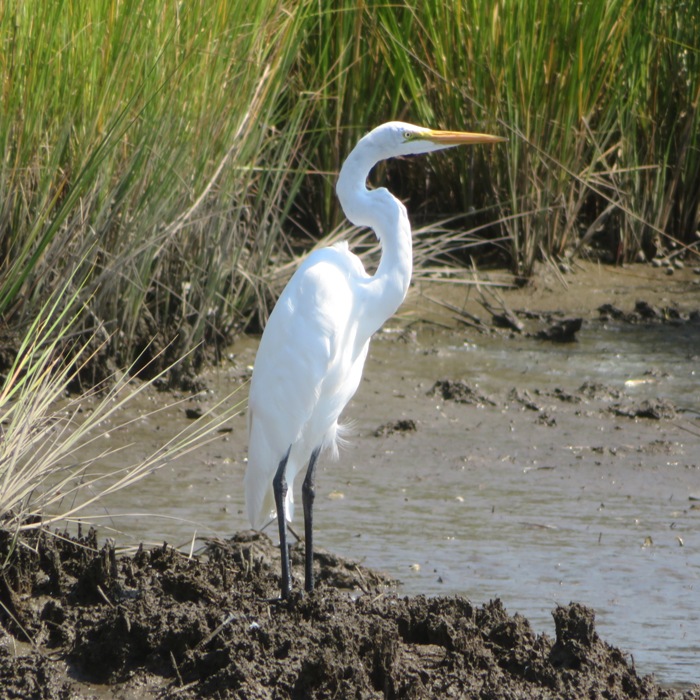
(432, 378, 683, 425)
(0, 528, 697, 699)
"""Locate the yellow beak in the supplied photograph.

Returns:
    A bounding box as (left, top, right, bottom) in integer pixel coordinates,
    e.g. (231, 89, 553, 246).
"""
(425, 129, 506, 145)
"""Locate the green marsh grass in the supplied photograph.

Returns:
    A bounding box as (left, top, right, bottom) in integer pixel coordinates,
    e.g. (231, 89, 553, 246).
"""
(0, 0, 314, 359)
(285, 0, 699, 275)
(2, 1, 698, 357)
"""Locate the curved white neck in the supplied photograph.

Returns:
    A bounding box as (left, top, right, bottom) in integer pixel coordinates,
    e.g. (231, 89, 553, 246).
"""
(336, 144, 412, 334)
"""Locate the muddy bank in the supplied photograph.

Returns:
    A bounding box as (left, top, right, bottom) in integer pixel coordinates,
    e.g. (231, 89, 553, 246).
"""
(2, 261, 699, 697)
(1, 528, 697, 699)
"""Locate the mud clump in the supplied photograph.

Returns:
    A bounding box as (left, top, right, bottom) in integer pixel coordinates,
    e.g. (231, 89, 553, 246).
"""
(0, 528, 696, 699)
(373, 418, 418, 436)
(598, 300, 700, 324)
(535, 316, 583, 342)
(610, 397, 678, 420)
(429, 379, 497, 406)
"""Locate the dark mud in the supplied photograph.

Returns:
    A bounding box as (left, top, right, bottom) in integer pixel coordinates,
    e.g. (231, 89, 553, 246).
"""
(432, 376, 684, 425)
(1, 529, 697, 699)
(464, 295, 699, 342)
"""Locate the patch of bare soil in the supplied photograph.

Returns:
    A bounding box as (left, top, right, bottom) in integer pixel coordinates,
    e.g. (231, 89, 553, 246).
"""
(433, 378, 684, 424)
(416, 260, 700, 336)
(1, 528, 697, 699)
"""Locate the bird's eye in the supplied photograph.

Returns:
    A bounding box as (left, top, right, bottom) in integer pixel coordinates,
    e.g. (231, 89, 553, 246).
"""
(403, 131, 414, 141)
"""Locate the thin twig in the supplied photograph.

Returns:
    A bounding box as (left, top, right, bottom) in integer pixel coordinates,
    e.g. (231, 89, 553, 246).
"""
(0, 598, 44, 656)
(170, 651, 184, 687)
(354, 564, 370, 595)
(96, 585, 116, 609)
(187, 531, 197, 560)
(421, 292, 488, 332)
(197, 612, 237, 649)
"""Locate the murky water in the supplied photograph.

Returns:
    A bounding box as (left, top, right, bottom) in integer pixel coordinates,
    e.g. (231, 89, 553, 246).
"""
(85, 320, 699, 686)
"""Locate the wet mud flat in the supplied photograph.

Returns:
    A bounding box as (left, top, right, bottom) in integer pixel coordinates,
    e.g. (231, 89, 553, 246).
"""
(2, 261, 699, 698)
(1, 528, 698, 700)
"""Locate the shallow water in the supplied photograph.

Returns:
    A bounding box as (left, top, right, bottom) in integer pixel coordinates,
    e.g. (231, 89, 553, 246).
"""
(88, 320, 699, 686)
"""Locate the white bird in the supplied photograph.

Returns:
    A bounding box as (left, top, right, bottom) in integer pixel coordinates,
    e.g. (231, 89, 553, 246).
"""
(245, 121, 504, 598)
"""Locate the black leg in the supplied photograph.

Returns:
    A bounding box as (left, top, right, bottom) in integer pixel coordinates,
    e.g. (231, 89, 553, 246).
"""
(302, 446, 321, 593)
(273, 446, 292, 599)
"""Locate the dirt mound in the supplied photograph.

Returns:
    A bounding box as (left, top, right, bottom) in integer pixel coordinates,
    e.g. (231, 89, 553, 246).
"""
(429, 379, 497, 406)
(0, 528, 696, 699)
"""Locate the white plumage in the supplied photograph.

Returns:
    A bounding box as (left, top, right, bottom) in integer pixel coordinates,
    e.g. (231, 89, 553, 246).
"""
(244, 121, 504, 597)
(245, 241, 372, 529)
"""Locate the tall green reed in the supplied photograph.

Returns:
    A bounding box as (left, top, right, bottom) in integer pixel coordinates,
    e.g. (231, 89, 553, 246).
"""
(613, 2, 700, 260)
(483, 0, 699, 268)
(290, 0, 698, 273)
(1, 0, 698, 367)
(0, 0, 314, 367)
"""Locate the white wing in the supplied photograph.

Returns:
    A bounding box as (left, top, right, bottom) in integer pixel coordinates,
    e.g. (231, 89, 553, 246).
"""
(245, 242, 370, 529)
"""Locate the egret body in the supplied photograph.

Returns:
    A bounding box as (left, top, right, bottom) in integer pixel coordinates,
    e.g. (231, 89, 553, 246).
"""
(245, 122, 504, 598)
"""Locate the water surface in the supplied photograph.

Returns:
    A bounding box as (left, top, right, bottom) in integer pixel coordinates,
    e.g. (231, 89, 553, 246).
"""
(91, 320, 699, 686)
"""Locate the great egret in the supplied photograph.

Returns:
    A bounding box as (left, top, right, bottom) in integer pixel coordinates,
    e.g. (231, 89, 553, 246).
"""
(245, 121, 504, 598)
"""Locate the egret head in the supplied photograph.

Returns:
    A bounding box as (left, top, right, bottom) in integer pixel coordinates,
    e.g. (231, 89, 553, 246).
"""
(337, 120, 505, 229)
(360, 121, 506, 160)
